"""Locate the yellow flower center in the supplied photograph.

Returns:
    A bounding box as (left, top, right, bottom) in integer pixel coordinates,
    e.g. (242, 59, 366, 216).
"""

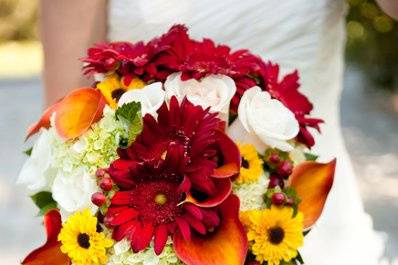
(154, 193, 168, 205)
(111, 88, 126, 101)
(268, 226, 285, 245)
(77, 233, 90, 249)
(241, 157, 250, 169)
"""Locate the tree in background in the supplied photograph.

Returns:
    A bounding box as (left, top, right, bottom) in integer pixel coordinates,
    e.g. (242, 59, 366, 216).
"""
(346, 0, 398, 89)
(0, 0, 37, 43)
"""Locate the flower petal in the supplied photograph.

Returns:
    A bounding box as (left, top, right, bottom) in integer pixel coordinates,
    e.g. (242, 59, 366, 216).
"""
(22, 210, 71, 265)
(289, 159, 336, 228)
(154, 224, 169, 255)
(184, 178, 232, 208)
(25, 100, 61, 141)
(212, 131, 241, 179)
(55, 88, 106, 140)
(173, 195, 248, 265)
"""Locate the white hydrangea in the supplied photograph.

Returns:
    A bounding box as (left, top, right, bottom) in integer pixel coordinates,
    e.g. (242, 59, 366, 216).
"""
(107, 239, 183, 265)
(51, 106, 126, 174)
(233, 173, 268, 211)
(289, 145, 307, 166)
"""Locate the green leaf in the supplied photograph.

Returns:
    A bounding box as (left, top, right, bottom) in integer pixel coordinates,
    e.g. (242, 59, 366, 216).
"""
(115, 102, 143, 148)
(23, 147, 33, 156)
(304, 152, 318, 161)
(294, 252, 305, 264)
(30, 191, 58, 215)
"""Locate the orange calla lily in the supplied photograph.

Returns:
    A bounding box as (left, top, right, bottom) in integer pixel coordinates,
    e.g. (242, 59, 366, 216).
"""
(173, 195, 248, 265)
(25, 87, 106, 141)
(25, 100, 61, 141)
(184, 178, 232, 208)
(22, 210, 70, 265)
(212, 131, 241, 179)
(55, 88, 106, 140)
(289, 159, 336, 228)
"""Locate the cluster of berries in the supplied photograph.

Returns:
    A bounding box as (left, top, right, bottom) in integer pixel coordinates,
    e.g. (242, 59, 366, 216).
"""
(91, 168, 114, 207)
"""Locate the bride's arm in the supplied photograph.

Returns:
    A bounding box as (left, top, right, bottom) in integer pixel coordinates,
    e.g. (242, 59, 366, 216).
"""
(376, 0, 398, 20)
(40, 0, 107, 106)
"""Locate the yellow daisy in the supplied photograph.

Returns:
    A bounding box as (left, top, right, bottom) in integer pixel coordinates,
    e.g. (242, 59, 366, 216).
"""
(97, 74, 145, 108)
(58, 209, 113, 265)
(240, 206, 304, 265)
(237, 143, 263, 184)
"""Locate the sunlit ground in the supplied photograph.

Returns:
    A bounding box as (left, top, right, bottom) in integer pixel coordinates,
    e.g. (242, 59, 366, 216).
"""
(0, 41, 42, 78)
(0, 44, 397, 264)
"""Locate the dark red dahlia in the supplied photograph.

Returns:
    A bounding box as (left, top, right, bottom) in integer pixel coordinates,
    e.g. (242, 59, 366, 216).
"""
(82, 24, 323, 147)
(82, 25, 190, 83)
(105, 97, 240, 254)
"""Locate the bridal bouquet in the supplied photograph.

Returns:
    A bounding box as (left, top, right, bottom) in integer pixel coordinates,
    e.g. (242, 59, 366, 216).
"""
(19, 25, 336, 265)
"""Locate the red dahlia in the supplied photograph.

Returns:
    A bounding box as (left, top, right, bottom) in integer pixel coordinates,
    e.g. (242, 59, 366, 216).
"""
(105, 97, 240, 254)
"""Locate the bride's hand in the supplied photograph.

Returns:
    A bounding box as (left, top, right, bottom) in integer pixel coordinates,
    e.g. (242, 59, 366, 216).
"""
(40, 0, 107, 107)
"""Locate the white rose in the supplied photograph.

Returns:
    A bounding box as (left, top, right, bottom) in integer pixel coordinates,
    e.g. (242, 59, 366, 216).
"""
(228, 86, 299, 152)
(164, 72, 236, 122)
(52, 167, 98, 214)
(17, 129, 56, 191)
(118, 82, 165, 117)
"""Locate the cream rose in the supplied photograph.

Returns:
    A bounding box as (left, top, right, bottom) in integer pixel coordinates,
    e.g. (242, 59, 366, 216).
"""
(164, 72, 236, 122)
(228, 86, 299, 152)
(118, 82, 165, 117)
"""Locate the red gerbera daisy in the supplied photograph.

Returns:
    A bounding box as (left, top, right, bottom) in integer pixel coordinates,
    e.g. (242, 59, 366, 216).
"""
(105, 97, 240, 254)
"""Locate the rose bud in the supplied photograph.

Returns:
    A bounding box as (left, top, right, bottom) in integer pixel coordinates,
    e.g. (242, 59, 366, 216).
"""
(271, 192, 286, 206)
(91, 192, 106, 206)
(268, 153, 280, 164)
(268, 175, 280, 188)
(277, 160, 293, 178)
(99, 177, 113, 191)
(96, 168, 107, 179)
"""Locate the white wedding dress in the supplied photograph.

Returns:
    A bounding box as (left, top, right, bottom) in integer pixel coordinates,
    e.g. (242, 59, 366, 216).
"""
(107, 0, 385, 264)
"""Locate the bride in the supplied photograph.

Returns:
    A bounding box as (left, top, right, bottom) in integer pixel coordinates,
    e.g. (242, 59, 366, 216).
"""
(40, 0, 397, 264)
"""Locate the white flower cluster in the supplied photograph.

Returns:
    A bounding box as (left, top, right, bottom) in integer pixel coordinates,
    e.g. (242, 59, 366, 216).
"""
(107, 240, 183, 265)
(18, 106, 126, 216)
(51, 106, 126, 175)
(233, 173, 268, 211)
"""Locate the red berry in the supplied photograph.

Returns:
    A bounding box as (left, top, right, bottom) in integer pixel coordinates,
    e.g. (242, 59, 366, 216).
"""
(91, 192, 106, 206)
(277, 160, 293, 178)
(271, 192, 286, 206)
(268, 153, 280, 164)
(96, 168, 107, 179)
(99, 177, 113, 191)
(279, 178, 285, 189)
(268, 175, 280, 188)
(104, 58, 117, 71)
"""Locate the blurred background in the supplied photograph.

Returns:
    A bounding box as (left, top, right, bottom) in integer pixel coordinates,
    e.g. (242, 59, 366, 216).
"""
(0, 0, 397, 264)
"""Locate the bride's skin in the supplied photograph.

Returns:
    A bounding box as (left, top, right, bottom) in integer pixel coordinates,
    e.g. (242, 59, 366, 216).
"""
(40, 0, 397, 107)
(40, 0, 107, 106)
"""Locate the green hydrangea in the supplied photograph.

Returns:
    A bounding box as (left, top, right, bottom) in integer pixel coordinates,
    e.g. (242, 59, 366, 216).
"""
(106, 239, 184, 265)
(51, 107, 127, 174)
